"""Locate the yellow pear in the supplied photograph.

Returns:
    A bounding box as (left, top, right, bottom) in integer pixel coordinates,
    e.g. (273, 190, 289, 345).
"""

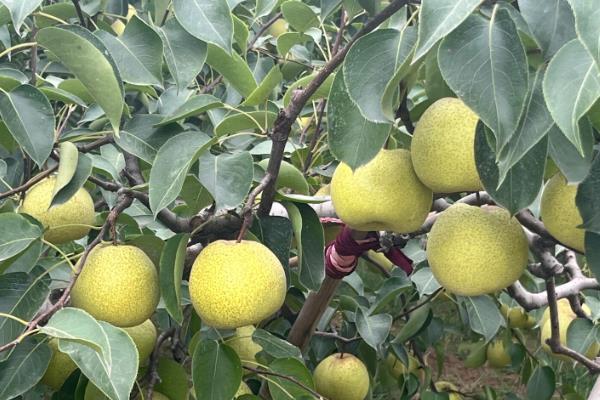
(71, 245, 160, 327)
(111, 19, 126, 35)
(541, 312, 599, 361)
(331, 148, 433, 233)
(313, 353, 369, 400)
(486, 340, 511, 368)
(259, 159, 309, 194)
(540, 173, 585, 252)
(367, 250, 394, 272)
(501, 304, 536, 329)
(269, 19, 288, 38)
(434, 381, 462, 400)
(235, 381, 252, 398)
(227, 325, 263, 371)
(541, 298, 590, 327)
(427, 204, 528, 296)
(41, 339, 78, 390)
(20, 177, 95, 244)
(189, 240, 287, 329)
(411, 97, 481, 193)
(122, 319, 157, 364)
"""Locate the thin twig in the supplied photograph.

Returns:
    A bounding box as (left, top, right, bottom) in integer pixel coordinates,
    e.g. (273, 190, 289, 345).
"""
(393, 288, 442, 322)
(313, 331, 360, 344)
(146, 328, 176, 400)
(71, 0, 88, 28)
(0, 166, 57, 200)
(236, 173, 273, 242)
(248, 12, 283, 49)
(302, 100, 327, 174)
(243, 366, 323, 399)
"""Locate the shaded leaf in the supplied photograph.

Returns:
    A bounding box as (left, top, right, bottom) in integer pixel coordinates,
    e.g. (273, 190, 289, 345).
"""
(0, 84, 55, 167)
(281, 1, 319, 32)
(0, 338, 50, 399)
(543, 39, 600, 154)
(206, 44, 257, 97)
(149, 132, 212, 216)
(197, 152, 253, 211)
(192, 341, 241, 400)
(327, 72, 390, 169)
(526, 366, 555, 400)
(51, 142, 78, 204)
(0, 213, 43, 262)
(439, 10, 528, 153)
(356, 307, 392, 350)
(567, 318, 598, 354)
(214, 111, 276, 137)
(567, 0, 600, 68)
(410, 267, 441, 296)
(548, 122, 594, 183)
(462, 295, 505, 342)
(159, 233, 190, 324)
(393, 304, 432, 343)
(276, 32, 313, 56)
(0, 0, 42, 31)
(576, 155, 600, 233)
(242, 65, 283, 106)
(158, 95, 223, 126)
(268, 358, 315, 400)
(252, 329, 302, 359)
(586, 231, 600, 278)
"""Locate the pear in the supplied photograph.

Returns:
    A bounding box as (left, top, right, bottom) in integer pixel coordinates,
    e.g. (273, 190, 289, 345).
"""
(331, 148, 433, 233)
(427, 204, 528, 296)
(313, 353, 369, 400)
(235, 381, 252, 397)
(71, 245, 160, 327)
(411, 97, 481, 193)
(20, 177, 95, 244)
(434, 381, 462, 400)
(540, 173, 585, 252)
(227, 325, 263, 372)
(386, 354, 419, 378)
(501, 304, 536, 329)
(486, 340, 511, 368)
(122, 319, 157, 364)
(189, 240, 287, 329)
(41, 339, 77, 390)
(268, 19, 288, 38)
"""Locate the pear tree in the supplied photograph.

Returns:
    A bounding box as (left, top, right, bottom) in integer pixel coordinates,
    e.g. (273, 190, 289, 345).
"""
(0, 1, 600, 400)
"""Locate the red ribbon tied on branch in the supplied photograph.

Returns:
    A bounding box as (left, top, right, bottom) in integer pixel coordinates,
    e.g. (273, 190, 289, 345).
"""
(324, 225, 413, 279)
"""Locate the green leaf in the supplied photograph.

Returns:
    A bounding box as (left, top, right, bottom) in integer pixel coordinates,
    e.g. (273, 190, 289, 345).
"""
(283, 73, 335, 107)
(149, 132, 212, 216)
(197, 151, 253, 211)
(268, 358, 315, 400)
(276, 32, 313, 56)
(40, 308, 109, 353)
(59, 321, 138, 400)
(173, 0, 233, 52)
(51, 142, 78, 202)
(155, 358, 189, 400)
(158, 18, 207, 91)
(0, 270, 50, 355)
(0, 68, 28, 91)
(206, 44, 258, 97)
(475, 122, 547, 215)
(586, 231, 600, 277)
(250, 216, 293, 271)
(95, 15, 163, 87)
(356, 307, 392, 350)
(116, 115, 183, 163)
(497, 68, 554, 183)
(414, 0, 482, 62)
(192, 341, 242, 400)
(0, 0, 42, 31)
(543, 39, 600, 155)
(258, 159, 309, 195)
(242, 65, 283, 106)
(327, 72, 390, 169)
(370, 276, 412, 314)
(410, 267, 441, 296)
(159, 233, 190, 325)
(567, 0, 600, 68)
(461, 295, 505, 342)
(233, 14, 249, 53)
(0, 240, 42, 275)
(214, 111, 277, 137)
(252, 329, 302, 359)
(567, 318, 598, 354)
(0, 84, 55, 167)
(519, 0, 576, 59)
(0, 338, 51, 399)
(283, 202, 324, 291)
(158, 95, 223, 126)
(393, 304, 432, 343)
(281, 1, 319, 32)
(255, 0, 278, 18)
(439, 10, 529, 154)
(576, 155, 600, 233)
(548, 122, 594, 183)
(343, 27, 416, 122)
(0, 213, 43, 262)
(526, 366, 555, 400)
(52, 153, 92, 207)
(37, 25, 124, 134)
(39, 86, 87, 107)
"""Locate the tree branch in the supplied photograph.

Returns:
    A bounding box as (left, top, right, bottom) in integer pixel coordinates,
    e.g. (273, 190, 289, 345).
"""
(243, 366, 323, 398)
(257, 0, 415, 217)
(248, 12, 283, 49)
(145, 328, 176, 400)
(71, 0, 88, 28)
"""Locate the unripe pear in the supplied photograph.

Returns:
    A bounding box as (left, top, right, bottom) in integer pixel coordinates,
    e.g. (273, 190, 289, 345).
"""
(501, 304, 536, 329)
(269, 19, 288, 38)
(71, 245, 160, 327)
(227, 325, 263, 372)
(540, 173, 585, 252)
(411, 98, 482, 193)
(540, 312, 599, 361)
(122, 319, 157, 364)
(315, 184, 330, 197)
(427, 204, 528, 296)
(486, 340, 511, 368)
(367, 250, 394, 272)
(541, 298, 590, 327)
(20, 177, 95, 244)
(189, 240, 287, 329)
(235, 381, 252, 397)
(331, 149, 433, 233)
(41, 339, 77, 390)
(313, 353, 369, 400)
(386, 354, 419, 378)
(434, 381, 462, 400)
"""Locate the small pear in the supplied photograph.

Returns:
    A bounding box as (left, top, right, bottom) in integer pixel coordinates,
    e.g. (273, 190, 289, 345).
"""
(313, 353, 369, 400)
